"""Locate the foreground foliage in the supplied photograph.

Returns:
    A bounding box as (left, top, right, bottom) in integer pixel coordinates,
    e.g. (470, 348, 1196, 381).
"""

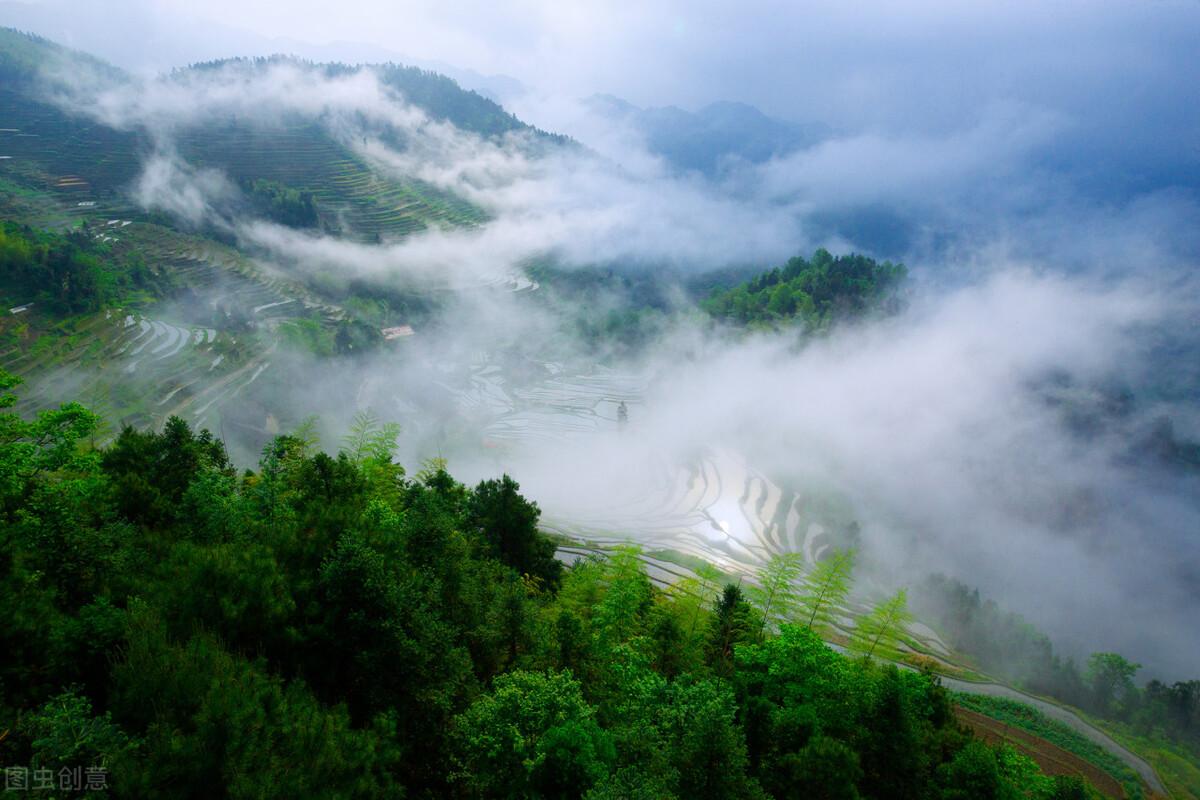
(0, 371, 1091, 798)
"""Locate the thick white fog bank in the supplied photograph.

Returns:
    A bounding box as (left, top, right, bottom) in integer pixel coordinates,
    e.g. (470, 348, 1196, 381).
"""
(37, 58, 807, 279)
(22, 40, 1200, 680)
(414, 271, 1199, 680)
(41, 50, 1200, 287)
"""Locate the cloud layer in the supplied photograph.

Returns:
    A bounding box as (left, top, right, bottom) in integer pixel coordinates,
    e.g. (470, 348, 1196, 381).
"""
(11, 6, 1200, 681)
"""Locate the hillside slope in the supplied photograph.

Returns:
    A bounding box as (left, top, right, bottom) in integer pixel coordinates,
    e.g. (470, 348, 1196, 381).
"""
(0, 28, 571, 243)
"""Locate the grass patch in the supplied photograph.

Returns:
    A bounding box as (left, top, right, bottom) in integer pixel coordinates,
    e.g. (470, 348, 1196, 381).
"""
(1099, 725, 1200, 800)
(278, 318, 335, 357)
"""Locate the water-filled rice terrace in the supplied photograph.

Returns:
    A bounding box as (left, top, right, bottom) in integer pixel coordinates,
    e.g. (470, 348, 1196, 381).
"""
(413, 353, 849, 574)
(351, 344, 962, 669)
(1, 221, 339, 436)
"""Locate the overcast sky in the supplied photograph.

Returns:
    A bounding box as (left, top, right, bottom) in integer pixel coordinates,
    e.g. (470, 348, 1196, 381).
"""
(6, 0, 1198, 276)
(3, 0, 1198, 129)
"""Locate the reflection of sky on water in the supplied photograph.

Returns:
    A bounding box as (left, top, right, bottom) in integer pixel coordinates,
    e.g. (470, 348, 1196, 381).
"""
(379, 350, 851, 576)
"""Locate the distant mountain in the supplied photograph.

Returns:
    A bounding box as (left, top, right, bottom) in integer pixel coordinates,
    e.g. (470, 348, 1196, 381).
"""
(586, 94, 829, 176)
(0, 28, 566, 242)
(0, 0, 527, 101)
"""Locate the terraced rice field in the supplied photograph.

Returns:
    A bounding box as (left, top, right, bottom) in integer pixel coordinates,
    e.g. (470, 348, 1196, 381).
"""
(362, 345, 971, 661)
(1, 221, 341, 438)
(395, 352, 855, 575)
(111, 224, 347, 320)
(2, 91, 485, 243)
(9, 309, 242, 432)
(0, 90, 145, 195)
(174, 120, 484, 240)
(948, 685, 1167, 796)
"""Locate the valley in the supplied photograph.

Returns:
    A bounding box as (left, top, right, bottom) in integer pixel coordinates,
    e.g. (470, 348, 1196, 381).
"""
(1, 19, 1198, 800)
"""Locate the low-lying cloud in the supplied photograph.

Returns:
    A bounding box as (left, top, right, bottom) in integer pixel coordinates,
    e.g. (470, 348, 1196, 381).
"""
(24, 44, 1200, 682)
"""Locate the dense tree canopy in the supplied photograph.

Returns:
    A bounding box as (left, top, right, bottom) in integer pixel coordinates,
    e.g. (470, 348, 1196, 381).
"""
(242, 178, 319, 229)
(704, 248, 907, 329)
(0, 222, 164, 314)
(0, 371, 1101, 797)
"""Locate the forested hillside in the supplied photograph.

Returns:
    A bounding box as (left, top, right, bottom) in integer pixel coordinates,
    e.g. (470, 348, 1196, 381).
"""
(0, 28, 528, 244)
(704, 249, 907, 329)
(0, 221, 169, 313)
(3, 20, 1198, 800)
(0, 372, 1096, 798)
(915, 576, 1200, 788)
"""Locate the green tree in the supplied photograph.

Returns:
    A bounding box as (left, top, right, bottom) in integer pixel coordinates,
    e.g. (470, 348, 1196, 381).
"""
(771, 735, 862, 800)
(20, 690, 138, 783)
(939, 740, 1001, 800)
(340, 409, 401, 465)
(860, 666, 928, 800)
(799, 548, 855, 633)
(667, 680, 762, 800)
(1086, 652, 1141, 717)
(668, 560, 723, 639)
(312, 530, 473, 729)
(451, 670, 614, 798)
(707, 584, 757, 680)
(101, 416, 230, 528)
(591, 545, 653, 648)
(748, 552, 804, 636)
(851, 588, 914, 658)
(0, 370, 99, 517)
(469, 474, 563, 589)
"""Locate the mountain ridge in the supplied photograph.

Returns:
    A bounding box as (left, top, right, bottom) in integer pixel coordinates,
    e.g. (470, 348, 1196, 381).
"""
(585, 92, 831, 176)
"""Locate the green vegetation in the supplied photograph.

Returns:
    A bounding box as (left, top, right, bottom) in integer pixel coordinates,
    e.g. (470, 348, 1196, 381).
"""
(0, 370, 1094, 798)
(799, 546, 856, 633)
(0, 40, 493, 245)
(1103, 727, 1200, 800)
(527, 262, 677, 359)
(377, 62, 564, 142)
(851, 588, 915, 659)
(279, 317, 383, 357)
(704, 248, 907, 329)
(914, 574, 1088, 698)
(954, 695, 1146, 799)
(171, 115, 484, 242)
(185, 56, 564, 143)
(920, 575, 1200, 797)
(0, 27, 125, 88)
(0, 221, 167, 313)
(916, 574, 1200, 761)
(241, 178, 318, 229)
(745, 552, 804, 635)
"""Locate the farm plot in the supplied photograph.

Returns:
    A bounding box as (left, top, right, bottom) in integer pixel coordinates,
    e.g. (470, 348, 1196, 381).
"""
(955, 706, 1129, 799)
(951, 690, 1165, 797)
(0, 90, 145, 197)
(173, 120, 484, 241)
(3, 221, 343, 439)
